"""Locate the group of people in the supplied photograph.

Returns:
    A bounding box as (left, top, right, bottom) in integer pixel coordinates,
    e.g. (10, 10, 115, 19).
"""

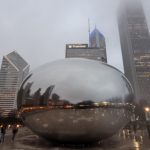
(0, 124, 18, 143)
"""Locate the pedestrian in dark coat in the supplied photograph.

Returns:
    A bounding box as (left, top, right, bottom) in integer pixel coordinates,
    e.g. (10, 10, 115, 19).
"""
(12, 125, 18, 141)
(0, 125, 6, 142)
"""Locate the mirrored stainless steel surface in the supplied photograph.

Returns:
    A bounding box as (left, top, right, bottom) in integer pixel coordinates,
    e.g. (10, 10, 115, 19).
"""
(17, 58, 134, 143)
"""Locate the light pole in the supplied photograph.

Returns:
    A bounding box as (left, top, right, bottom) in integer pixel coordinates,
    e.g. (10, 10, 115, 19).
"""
(144, 107, 150, 138)
(144, 107, 150, 121)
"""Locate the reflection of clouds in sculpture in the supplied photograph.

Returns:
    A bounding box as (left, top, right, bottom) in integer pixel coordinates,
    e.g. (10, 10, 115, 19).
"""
(23, 58, 133, 103)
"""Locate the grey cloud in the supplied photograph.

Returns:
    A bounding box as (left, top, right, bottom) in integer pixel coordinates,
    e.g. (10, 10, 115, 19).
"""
(0, 0, 149, 72)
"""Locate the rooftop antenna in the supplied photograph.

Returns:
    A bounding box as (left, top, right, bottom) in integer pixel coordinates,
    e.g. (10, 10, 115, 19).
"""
(88, 18, 91, 47)
(95, 24, 97, 29)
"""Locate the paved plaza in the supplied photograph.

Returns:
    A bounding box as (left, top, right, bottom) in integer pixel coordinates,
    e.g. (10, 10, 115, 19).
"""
(0, 127, 150, 150)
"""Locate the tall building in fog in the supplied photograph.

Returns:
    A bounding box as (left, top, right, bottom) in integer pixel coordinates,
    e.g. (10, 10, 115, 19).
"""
(66, 28, 107, 62)
(89, 27, 106, 49)
(0, 51, 29, 116)
(118, 0, 150, 102)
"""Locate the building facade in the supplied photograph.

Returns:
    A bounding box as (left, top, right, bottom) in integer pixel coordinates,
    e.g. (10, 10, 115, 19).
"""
(118, 0, 150, 102)
(0, 51, 29, 116)
(66, 28, 107, 62)
(66, 44, 107, 62)
(89, 27, 106, 49)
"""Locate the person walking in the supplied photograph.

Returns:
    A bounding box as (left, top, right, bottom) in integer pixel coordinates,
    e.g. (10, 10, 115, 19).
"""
(0, 125, 6, 143)
(0, 127, 1, 143)
(12, 124, 18, 141)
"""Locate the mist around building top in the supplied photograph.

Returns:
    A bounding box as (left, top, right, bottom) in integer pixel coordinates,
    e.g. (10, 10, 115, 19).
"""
(0, 0, 150, 72)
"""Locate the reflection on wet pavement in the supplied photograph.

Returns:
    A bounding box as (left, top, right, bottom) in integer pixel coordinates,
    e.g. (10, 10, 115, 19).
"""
(0, 128, 150, 150)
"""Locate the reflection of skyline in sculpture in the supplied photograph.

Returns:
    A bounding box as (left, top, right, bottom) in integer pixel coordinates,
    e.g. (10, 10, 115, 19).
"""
(40, 86, 54, 106)
(17, 58, 134, 143)
(17, 59, 134, 109)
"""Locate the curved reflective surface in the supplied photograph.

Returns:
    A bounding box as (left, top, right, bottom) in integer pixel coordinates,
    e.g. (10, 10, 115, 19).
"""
(17, 58, 134, 143)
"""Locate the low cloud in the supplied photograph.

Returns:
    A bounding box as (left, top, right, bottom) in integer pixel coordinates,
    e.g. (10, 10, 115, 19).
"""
(0, 0, 149, 72)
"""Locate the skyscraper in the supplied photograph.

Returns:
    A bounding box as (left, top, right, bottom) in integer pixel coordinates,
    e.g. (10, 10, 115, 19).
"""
(0, 51, 29, 116)
(89, 27, 106, 49)
(118, 0, 150, 102)
(66, 28, 107, 62)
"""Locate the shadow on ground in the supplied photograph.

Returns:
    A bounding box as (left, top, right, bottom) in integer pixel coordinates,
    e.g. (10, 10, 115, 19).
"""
(18, 134, 121, 150)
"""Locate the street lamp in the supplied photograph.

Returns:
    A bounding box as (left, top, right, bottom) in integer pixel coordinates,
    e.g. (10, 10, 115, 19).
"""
(144, 107, 150, 138)
(144, 107, 150, 121)
(145, 107, 150, 112)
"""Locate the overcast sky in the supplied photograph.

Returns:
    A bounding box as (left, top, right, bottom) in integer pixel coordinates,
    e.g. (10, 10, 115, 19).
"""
(0, 0, 150, 72)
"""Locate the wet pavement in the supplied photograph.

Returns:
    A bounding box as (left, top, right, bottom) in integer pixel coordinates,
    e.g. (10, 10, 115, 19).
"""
(0, 127, 150, 150)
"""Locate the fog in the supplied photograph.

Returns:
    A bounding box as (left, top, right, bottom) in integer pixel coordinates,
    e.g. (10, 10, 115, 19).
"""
(0, 0, 150, 72)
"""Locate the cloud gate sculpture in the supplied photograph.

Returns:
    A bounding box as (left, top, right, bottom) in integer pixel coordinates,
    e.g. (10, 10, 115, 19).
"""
(17, 58, 134, 143)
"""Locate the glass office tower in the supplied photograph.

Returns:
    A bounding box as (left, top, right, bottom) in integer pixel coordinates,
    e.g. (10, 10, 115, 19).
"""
(0, 51, 29, 116)
(118, 0, 150, 102)
(66, 28, 107, 62)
